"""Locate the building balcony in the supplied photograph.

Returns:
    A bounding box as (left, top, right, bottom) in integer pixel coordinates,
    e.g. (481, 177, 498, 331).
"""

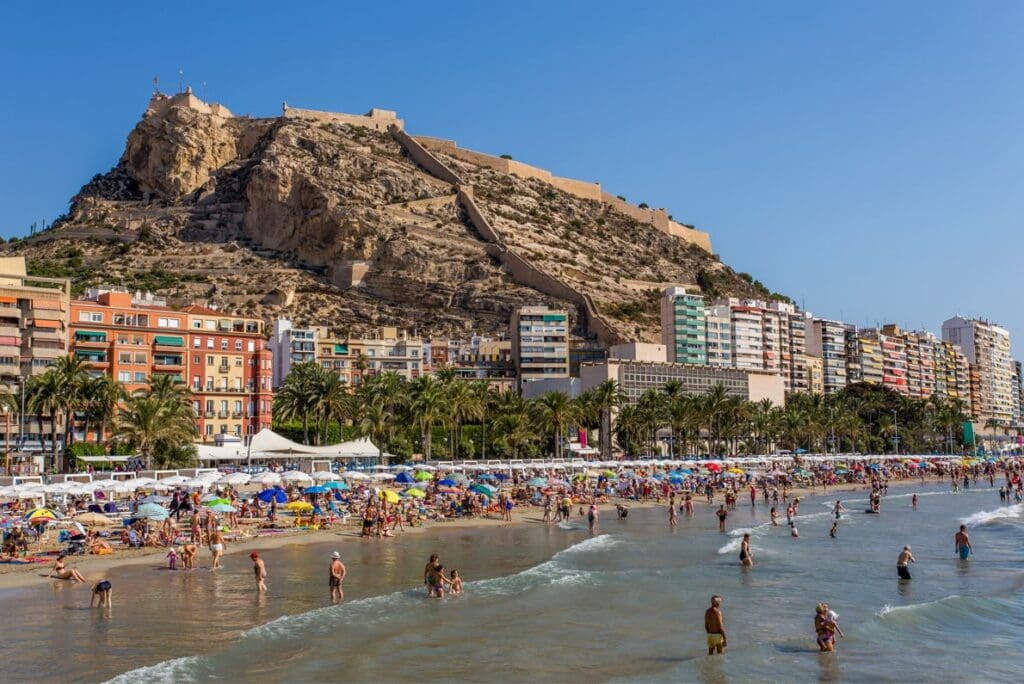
(204, 410, 215, 418)
(218, 365, 230, 374)
(218, 410, 229, 418)
(232, 411, 243, 418)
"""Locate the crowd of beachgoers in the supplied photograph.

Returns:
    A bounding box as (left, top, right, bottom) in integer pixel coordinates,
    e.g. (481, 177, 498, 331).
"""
(1, 453, 1013, 565)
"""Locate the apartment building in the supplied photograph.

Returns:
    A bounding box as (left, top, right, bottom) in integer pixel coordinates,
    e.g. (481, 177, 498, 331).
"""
(512, 307, 570, 392)
(579, 359, 785, 407)
(705, 306, 733, 368)
(71, 292, 273, 442)
(860, 327, 909, 395)
(183, 305, 272, 440)
(933, 338, 972, 409)
(660, 287, 706, 365)
(269, 319, 321, 387)
(0, 257, 71, 447)
(316, 327, 424, 386)
(806, 319, 848, 394)
(71, 290, 187, 395)
(942, 316, 1014, 425)
(803, 354, 824, 395)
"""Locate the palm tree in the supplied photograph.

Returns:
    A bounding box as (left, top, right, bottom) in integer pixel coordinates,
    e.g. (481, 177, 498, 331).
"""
(702, 384, 729, 456)
(356, 401, 389, 465)
(26, 370, 62, 471)
(318, 372, 352, 444)
(115, 377, 197, 468)
(590, 379, 623, 458)
(273, 362, 323, 444)
(531, 391, 578, 459)
(81, 375, 124, 444)
(446, 380, 483, 459)
(493, 403, 534, 459)
(410, 375, 444, 460)
(53, 355, 90, 453)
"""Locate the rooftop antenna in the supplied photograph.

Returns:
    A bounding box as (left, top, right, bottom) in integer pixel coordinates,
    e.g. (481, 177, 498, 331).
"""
(153, 75, 160, 95)
(178, 69, 184, 94)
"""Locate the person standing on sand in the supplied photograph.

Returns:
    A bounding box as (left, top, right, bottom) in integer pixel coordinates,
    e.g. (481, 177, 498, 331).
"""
(897, 546, 915, 580)
(739, 533, 753, 567)
(705, 595, 727, 655)
(716, 505, 728, 532)
(955, 525, 973, 560)
(209, 529, 225, 570)
(251, 552, 267, 592)
(329, 551, 346, 602)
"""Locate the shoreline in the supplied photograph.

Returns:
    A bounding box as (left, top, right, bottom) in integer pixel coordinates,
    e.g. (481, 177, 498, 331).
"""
(0, 478, 918, 591)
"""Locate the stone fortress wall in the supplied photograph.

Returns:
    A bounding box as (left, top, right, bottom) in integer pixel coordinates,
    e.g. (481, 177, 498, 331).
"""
(414, 137, 711, 253)
(146, 89, 234, 119)
(282, 105, 404, 132)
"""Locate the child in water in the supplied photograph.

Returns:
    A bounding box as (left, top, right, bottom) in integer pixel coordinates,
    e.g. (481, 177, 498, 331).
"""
(166, 547, 179, 570)
(450, 569, 463, 595)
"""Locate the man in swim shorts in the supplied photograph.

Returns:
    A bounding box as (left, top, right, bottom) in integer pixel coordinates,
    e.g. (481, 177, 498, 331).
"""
(716, 505, 728, 532)
(897, 545, 915, 580)
(209, 529, 225, 570)
(705, 595, 727, 655)
(251, 552, 267, 592)
(954, 525, 973, 560)
(329, 551, 346, 602)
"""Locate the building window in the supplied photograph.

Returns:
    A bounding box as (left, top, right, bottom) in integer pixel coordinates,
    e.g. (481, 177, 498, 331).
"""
(207, 339, 214, 349)
(133, 372, 146, 382)
(220, 339, 228, 350)
(193, 337, 201, 348)
(78, 312, 103, 323)
(235, 340, 242, 351)
(117, 371, 131, 383)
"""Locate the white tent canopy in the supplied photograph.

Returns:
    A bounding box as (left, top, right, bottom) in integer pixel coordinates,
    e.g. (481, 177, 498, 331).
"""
(196, 429, 382, 462)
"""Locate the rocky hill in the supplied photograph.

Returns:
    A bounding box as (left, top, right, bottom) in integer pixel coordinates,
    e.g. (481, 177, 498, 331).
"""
(2, 91, 787, 342)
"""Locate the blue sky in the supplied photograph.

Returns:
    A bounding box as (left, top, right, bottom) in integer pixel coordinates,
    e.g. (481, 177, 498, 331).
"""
(2, 2, 1023, 348)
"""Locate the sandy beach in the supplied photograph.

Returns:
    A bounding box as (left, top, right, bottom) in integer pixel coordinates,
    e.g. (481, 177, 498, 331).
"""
(0, 478, 893, 590)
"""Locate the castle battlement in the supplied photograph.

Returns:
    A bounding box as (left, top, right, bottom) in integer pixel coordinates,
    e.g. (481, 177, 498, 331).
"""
(145, 88, 233, 119)
(281, 103, 404, 132)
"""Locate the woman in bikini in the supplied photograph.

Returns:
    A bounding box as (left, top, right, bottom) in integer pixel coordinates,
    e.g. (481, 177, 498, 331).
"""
(815, 603, 837, 652)
(48, 554, 87, 582)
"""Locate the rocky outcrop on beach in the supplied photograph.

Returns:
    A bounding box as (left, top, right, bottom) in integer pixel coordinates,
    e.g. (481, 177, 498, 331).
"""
(2, 92, 785, 340)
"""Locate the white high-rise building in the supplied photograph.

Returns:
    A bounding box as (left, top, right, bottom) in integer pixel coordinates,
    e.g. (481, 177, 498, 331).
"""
(942, 316, 1014, 425)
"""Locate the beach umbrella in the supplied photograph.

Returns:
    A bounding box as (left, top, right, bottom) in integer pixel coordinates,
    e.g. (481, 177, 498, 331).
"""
(75, 512, 113, 526)
(669, 474, 685, 484)
(727, 468, 745, 475)
(209, 503, 237, 514)
(405, 488, 426, 498)
(281, 471, 313, 484)
(394, 472, 416, 485)
(370, 473, 396, 481)
(547, 479, 569, 487)
(476, 473, 495, 480)
(312, 471, 340, 482)
(343, 472, 369, 481)
(219, 473, 251, 486)
(450, 473, 470, 485)
(527, 477, 547, 487)
(303, 485, 329, 494)
(325, 481, 350, 490)
(254, 472, 282, 485)
(258, 488, 288, 503)
(204, 497, 231, 507)
(601, 470, 617, 478)
(470, 483, 496, 498)
(414, 471, 433, 482)
(285, 501, 313, 511)
(438, 478, 457, 487)
(705, 463, 722, 472)
(136, 503, 170, 520)
(24, 507, 60, 523)
(181, 478, 209, 489)
(379, 490, 400, 504)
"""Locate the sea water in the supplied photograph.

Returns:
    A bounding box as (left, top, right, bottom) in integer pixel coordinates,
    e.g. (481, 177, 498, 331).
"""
(2, 483, 1022, 682)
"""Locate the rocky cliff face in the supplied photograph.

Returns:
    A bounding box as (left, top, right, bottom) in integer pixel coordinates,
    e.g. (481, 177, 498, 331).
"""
(4, 93, 786, 341)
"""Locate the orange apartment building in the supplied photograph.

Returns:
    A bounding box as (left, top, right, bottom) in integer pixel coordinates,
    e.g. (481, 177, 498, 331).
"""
(69, 290, 272, 443)
(182, 305, 273, 441)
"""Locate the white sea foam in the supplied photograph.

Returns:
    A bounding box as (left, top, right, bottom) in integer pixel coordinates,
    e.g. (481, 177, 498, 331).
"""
(876, 595, 962, 618)
(960, 504, 1023, 527)
(105, 655, 203, 684)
